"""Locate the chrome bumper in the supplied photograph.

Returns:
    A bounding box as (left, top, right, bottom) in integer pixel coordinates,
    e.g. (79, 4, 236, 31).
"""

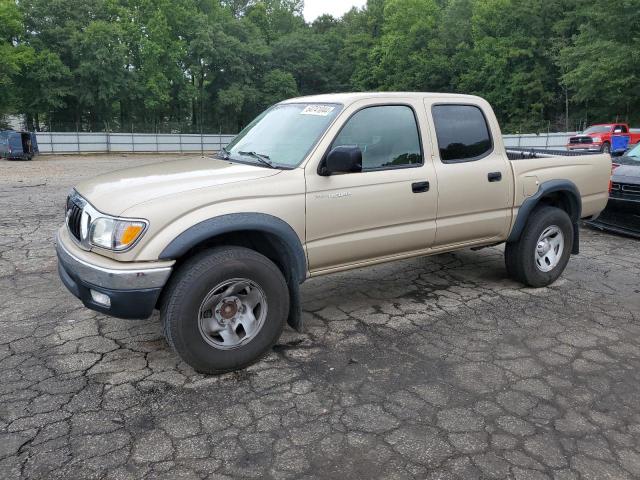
(567, 146, 601, 152)
(56, 231, 174, 319)
(56, 232, 172, 291)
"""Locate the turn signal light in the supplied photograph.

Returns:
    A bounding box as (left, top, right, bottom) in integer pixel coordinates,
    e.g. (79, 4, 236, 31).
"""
(609, 164, 620, 193)
(120, 224, 144, 245)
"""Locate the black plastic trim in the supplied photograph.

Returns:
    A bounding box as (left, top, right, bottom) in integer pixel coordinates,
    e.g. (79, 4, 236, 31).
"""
(585, 218, 640, 239)
(159, 213, 307, 283)
(412, 181, 430, 193)
(507, 179, 582, 253)
(58, 261, 161, 320)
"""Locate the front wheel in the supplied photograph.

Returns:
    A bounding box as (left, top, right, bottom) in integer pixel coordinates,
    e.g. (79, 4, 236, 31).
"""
(161, 246, 289, 374)
(505, 206, 573, 287)
(601, 142, 611, 154)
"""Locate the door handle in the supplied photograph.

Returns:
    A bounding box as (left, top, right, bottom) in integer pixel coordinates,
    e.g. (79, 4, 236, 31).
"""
(488, 172, 502, 182)
(412, 181, 430, 193)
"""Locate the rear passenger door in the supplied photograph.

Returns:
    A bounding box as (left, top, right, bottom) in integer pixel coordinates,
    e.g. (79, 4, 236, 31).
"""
(425, 100, 513, 246)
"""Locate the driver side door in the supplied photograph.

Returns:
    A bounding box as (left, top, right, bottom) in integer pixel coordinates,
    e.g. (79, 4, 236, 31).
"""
(305, 101, 438, 273)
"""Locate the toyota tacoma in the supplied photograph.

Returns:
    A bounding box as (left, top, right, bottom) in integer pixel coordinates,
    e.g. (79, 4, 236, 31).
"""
(56, 93, 612, 373)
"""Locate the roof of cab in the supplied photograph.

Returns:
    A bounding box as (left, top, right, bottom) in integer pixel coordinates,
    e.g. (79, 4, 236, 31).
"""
(280, 92, 485, 105)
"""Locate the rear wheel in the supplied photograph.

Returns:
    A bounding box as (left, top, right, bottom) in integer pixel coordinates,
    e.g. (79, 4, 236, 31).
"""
(505, 206, 573, 287)
(161, 246, 289, 374)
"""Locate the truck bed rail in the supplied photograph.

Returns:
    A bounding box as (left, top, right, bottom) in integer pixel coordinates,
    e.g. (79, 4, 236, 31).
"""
(506, 148, 604, 160)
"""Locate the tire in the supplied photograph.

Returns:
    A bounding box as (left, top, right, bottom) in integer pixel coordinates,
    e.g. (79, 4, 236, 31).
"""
(161, 246, 289, 374)
(504, 206, 573, 288)
(601, 142, 611, 154)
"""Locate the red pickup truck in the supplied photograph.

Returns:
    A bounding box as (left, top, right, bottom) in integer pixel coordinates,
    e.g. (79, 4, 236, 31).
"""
(567, 123, 640, 153)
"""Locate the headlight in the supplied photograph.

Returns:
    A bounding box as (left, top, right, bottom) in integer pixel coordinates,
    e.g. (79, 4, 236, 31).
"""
(66, 191, 148, 252)
(592, 136, 602, 143)
(89, 217, 147, 251)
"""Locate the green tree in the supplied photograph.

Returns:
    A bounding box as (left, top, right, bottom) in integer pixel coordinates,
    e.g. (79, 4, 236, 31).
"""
(2, 0, 639, 134)
(558, 0, 640, 125)
(372, 0, 448, 91)
(456, 0, 564, 132)
(260, 68, 298, 106)
(18, 50, 70, 130)
(70, 21, 127, 128)
(0, 0, 31, 115)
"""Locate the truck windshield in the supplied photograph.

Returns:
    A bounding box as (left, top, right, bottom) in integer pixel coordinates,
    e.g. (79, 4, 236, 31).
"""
(583, 125, 611, 134)
(223, 103, 342, 169)
(625, 143, 640, 161)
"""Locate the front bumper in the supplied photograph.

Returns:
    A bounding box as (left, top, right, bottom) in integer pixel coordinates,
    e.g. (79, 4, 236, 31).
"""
(566, 145, 601, 152)
(56, 231, 173, 319)
(607, 195, 640, 214)
(584, 200, 640, 239)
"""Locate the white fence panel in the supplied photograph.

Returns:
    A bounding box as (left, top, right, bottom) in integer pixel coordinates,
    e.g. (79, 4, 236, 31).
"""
(36, 131, 583, 155)
(503, 132, 577, 150)
(36, 132, 237, 154)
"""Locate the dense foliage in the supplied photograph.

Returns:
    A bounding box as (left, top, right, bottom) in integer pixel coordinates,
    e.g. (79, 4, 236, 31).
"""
(1, 0, 639, 133)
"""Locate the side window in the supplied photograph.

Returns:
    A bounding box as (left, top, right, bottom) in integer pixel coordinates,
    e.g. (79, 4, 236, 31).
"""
(614, 125, 628, 133)
(332, 105, 422, 170)
(432, 105, 493, 163)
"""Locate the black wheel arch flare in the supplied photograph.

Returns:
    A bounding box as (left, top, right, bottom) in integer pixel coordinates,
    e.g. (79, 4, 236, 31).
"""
(158, 213, 307, 332)
(507, 179, 582, 255)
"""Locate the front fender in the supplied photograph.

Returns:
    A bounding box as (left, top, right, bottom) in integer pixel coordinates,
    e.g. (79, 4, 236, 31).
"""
(159, 212, 307, 284)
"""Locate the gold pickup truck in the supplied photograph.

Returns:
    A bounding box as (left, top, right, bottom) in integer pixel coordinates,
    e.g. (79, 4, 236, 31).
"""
(56, 93, 611, 373)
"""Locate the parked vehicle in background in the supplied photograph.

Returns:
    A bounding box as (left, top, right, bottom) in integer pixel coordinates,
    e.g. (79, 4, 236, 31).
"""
(586, 143, 640, 238)
(567, 124, 640, 154)
(55, 92, 611, 374)
(0, 130, 39, 160)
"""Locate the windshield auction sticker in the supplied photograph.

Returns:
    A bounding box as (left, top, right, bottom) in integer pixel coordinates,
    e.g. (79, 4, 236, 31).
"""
(301, 105, 335, 116)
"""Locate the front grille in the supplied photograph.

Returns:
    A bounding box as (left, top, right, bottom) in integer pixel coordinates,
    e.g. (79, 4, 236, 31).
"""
(569, 136, 593, 144)
(612, 183, 640, 197)
(66, 196, 83, 240)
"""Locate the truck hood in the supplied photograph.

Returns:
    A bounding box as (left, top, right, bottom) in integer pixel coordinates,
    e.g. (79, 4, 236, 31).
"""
(615, 155, 640, 167)
(75, 157, 282, 215)
(612, 165, 640, 184)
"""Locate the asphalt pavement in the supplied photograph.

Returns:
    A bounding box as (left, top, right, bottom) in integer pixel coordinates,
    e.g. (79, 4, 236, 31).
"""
(1, 154, 639, 479)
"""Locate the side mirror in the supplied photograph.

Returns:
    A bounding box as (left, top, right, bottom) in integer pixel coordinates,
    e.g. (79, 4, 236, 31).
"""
(322, 146, 362, 176)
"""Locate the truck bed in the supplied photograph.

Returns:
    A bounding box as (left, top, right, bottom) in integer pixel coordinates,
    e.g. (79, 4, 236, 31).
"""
(507, 148, 611, 220)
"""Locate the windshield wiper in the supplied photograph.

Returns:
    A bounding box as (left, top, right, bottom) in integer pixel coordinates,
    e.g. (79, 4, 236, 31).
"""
(238, 151, 276, 169)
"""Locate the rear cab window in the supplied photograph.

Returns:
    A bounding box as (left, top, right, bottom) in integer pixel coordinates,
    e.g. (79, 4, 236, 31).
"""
(431, 104, 493, 163)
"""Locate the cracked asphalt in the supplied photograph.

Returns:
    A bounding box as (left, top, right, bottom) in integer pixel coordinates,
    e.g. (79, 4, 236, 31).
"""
(1, 154, 640, 480)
